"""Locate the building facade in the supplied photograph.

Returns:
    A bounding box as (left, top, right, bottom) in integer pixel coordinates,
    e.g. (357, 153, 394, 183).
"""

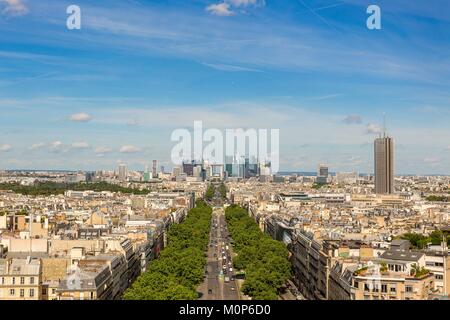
(374, 136, 394, 194)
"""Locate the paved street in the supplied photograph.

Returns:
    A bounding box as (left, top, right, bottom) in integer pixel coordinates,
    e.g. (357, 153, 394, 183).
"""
(198, 206, 240, 300)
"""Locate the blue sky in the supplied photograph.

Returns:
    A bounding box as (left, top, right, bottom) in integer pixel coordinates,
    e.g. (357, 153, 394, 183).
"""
(0, 0, 449, 174)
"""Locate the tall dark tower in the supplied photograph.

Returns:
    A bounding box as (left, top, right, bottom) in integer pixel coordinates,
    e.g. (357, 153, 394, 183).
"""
(374, 114, 394, 194)
(152, 160, 157, 177)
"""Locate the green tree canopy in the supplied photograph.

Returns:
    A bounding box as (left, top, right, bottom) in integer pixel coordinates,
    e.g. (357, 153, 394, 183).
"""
(124, 200, 212, 300)
(225, 205, 291, 300)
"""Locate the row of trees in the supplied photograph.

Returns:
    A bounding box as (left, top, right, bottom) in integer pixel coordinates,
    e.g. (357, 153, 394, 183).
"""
(218, 183, 227, 199)
(0, 182, 151, 196)
(225, 205, 291, 300)
(204, 184, 215, 201)
(123, 200, 212, 300)
(426, 195, 449, 202)
(398, 231, 449, 249)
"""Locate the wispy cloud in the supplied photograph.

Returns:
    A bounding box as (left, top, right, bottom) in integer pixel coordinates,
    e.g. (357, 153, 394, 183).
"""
(342, 115, 362, 125)
(366, 123, 382, 135)
(29, 142, 46, 150)
(95, 146, 113, 154)
(304, 93, 343, 101)
(297, 0, 338, 31)
(228, 0, 265, 7)
(49, 141, 64, 153)
(202, 62, 262, 72)
(71, 142, 90, 150)
(126, 119, 140, 127)
(24, 2, 445, 85)
(49, 74, 115, 82)
(423, 157, 440, 164)
(119, 145, 142, 153)
(206, 0, 265, 16)
(0, 51, 60, 64)
(413, 105, 450, 115)
(0, 0, 28, 16)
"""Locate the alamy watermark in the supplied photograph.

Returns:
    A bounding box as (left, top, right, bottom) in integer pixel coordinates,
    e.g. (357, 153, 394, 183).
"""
(66, 5, 81, 30)
(170, 121, 280, 174)
(367, 5, 381, 30)
(65, 5, 381, 31)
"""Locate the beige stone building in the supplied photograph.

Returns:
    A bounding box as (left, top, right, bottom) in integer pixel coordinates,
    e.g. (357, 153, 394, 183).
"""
(0, 257, 42, 300)
(353, 271, 434, 300)
(56, 261, 112, 300)
(41, 257, 70, 300)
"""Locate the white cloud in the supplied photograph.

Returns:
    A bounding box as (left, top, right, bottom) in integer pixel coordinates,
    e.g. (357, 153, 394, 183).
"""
(119, 145, 142, 153)
(0, 0, 28, 16)
(206, 0, 264, 16)
(0, 144, 12, 152)
(49, 141, 64, 153)
(51, 141, 63, 147)
(69, 112, 92, 122)
(71, 142, 90, 150)
(343, 115, 362, 125)
(29, 142, 46, 150)
(95, 146, 113, 154)
(206, 3, 234, 16)
(366, 123, 382, 135)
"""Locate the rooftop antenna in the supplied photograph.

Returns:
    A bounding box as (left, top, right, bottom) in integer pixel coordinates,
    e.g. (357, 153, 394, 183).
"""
(382, 112, 387, 138)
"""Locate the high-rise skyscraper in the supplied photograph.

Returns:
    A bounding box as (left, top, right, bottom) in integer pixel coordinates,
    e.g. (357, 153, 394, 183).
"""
(374, 117, 394, 194)
(143, 165, 150, 182)
(118, 164, 127, 182)
(225, 156, 233, 178)
(182, 161, 195, 176)
(317, 164, 329, 184)
(152, 160, 157, 177)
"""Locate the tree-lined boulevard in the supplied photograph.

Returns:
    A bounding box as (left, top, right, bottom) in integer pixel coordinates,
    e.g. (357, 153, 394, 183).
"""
(123, 200, 212, 300)
(225, 205, 292, 300)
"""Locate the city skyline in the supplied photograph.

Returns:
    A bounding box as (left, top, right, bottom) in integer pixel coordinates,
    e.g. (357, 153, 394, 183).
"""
(1, 1, 449, 174)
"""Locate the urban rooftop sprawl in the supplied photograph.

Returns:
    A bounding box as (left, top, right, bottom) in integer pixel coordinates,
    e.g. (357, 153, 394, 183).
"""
(0, 131, 450, 300)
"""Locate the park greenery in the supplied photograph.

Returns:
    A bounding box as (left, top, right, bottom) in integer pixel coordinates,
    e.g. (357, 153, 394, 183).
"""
(425, 195, 449, 202)
(0, 209, 27, 216)
(225, 205, 291, 300)
(397, 231, 449, 249)
(123, 200, 212, 300)
(312, 182, 327, 189)
(0, 182, 150, 196)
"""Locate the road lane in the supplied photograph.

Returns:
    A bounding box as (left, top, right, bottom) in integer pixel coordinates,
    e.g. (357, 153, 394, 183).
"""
(198, 206, 239, 300)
